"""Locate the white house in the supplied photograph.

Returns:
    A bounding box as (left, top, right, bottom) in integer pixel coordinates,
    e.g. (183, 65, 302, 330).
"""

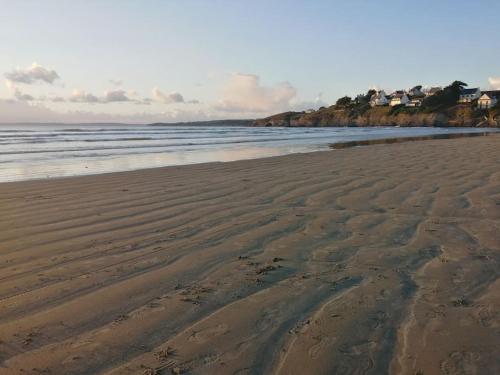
(370, 90, 389, 107)
(458, 88, 481, 103)
(408, 86, 425, 97)
(477, 91, 499, 109)
(406, 98, 423, 107)
(390, 92, 410, 106)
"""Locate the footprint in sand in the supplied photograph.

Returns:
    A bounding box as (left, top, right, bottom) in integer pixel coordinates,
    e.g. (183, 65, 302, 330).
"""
(188, 323, 229, 344)
(474, 305, 498, 328)
(308, 336, 335, 359)
(440, 351, 481, 375)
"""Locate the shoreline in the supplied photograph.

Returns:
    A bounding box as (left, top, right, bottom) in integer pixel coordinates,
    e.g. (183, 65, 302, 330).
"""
(1, 134, 499, 374)
(2, 129, 497, 185)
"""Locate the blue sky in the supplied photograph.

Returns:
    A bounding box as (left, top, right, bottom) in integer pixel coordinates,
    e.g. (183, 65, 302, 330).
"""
(1, 0, 499, 123)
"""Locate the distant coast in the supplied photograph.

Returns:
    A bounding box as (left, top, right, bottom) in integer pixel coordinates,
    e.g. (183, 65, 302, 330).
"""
(150, 119, 254, 127)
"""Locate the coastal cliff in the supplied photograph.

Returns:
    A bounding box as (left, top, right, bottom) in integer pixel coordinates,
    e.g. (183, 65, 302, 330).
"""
(254, 81, 500, 128)
(253, 105, 499, 127)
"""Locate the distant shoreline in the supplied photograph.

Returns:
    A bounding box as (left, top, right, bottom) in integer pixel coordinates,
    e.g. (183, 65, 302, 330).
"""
(1, 127, 497, 184)
(0, 119, 255, 127)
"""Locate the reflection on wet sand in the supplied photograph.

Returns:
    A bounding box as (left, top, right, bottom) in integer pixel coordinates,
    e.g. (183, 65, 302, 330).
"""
(1, 124, 498, 183)
(330, 131, 493, 149)
(2, 145, 327, 182)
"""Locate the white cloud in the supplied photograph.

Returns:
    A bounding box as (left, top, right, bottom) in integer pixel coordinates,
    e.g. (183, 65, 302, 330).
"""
(103, 89, 130, 102)
(488, 77, 500, 89)
(69, 89, 100, 103)
(4, 62, 59, 85)
(152, 88, 185, 104)
(68, 89, 134, 103)
(215, 73, 297, 113)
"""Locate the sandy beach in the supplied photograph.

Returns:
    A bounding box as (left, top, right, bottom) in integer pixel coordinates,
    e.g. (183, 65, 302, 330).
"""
(0, 134, 499, 375)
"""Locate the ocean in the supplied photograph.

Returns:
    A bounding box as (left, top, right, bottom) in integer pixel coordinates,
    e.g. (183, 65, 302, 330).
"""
(0, 123, 496, 182)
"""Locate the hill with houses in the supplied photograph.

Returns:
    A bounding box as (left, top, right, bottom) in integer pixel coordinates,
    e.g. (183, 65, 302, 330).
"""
(253, 81, 500, 128)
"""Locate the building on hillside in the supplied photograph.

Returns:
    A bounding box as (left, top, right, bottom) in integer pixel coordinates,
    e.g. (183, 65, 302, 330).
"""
(458, 88, 481, 103)
(390, 92, 410, 106)
(408, 86, 425, 97)
(370, 90, 389, 106)
(426, 87, 442, 96)
(477, 91, 499, 109)
(406, 97, 424, 107)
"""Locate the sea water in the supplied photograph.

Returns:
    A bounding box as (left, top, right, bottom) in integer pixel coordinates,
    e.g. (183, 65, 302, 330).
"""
(0, 123, 496, 182)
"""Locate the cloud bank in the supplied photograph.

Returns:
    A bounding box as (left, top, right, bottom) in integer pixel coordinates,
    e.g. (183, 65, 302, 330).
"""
(68, 89, 135, 103)
(0, 99, 214, 124)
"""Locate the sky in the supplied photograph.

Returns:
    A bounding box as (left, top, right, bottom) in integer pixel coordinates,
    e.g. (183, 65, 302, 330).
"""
(1, 0, 499, 123)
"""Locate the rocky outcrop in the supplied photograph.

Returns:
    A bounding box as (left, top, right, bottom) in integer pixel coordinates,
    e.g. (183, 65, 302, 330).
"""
(253, 105, 500, 128)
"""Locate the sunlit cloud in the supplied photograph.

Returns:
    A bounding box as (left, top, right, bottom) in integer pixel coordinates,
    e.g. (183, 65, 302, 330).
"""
(488, 76, 500, 89)
(152, 87, 185, 104)
(69, 89, 100, 103)
(4, 62, 60, 85)
(214, 73, 297, 113)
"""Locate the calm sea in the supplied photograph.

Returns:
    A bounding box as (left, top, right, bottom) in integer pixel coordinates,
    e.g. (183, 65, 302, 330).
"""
(0, 124, 496, 182)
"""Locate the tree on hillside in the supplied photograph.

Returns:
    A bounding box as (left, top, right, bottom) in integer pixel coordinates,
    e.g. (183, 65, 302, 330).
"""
(354, 90, 376, 105)
(422, 81, 468, 111)
(451, 81, 468, 89)
(336, 96, 352, 106)
(366, 89, 376, 98)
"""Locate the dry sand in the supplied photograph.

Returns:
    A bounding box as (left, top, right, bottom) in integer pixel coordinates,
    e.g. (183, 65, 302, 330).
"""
(0, 135, 499, 375)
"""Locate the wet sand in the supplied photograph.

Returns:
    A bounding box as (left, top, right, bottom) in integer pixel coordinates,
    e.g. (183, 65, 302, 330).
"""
(0, 135, 499, 375)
